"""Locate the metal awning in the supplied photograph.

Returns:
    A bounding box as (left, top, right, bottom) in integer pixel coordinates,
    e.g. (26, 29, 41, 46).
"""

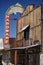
(6, 44, 41, 51)
(19, 25, 29, 33)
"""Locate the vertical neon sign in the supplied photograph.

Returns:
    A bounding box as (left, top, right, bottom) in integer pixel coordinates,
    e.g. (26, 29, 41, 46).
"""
(4, 14, 10, 49)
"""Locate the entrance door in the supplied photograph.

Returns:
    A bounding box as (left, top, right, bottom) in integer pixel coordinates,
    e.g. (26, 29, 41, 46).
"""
(17, 50, 25, 65)
(33, 54, 40, 65)
(27, 54, 33, 65)
(27, 53, 40, 65)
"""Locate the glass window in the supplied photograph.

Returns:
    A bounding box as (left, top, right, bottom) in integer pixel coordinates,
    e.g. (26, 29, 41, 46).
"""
(42, 12, 43, 19)
(25, 31, 29, 40)
(24, 26, 30, 40)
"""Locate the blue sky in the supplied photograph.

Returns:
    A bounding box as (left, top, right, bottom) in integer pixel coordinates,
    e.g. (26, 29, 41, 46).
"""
(0, 0, 43, 38)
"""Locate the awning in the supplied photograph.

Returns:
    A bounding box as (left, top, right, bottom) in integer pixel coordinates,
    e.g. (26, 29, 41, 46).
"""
(19, 25, 29, 33)
(13, 44, 41, 50)
(6, 44, 41, 51)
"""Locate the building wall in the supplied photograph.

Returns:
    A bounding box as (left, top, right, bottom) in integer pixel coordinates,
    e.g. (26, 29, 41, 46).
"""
(17, 6, 41, 45)
(9, 38, 16, 48)
(22, 5, 34, 16)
